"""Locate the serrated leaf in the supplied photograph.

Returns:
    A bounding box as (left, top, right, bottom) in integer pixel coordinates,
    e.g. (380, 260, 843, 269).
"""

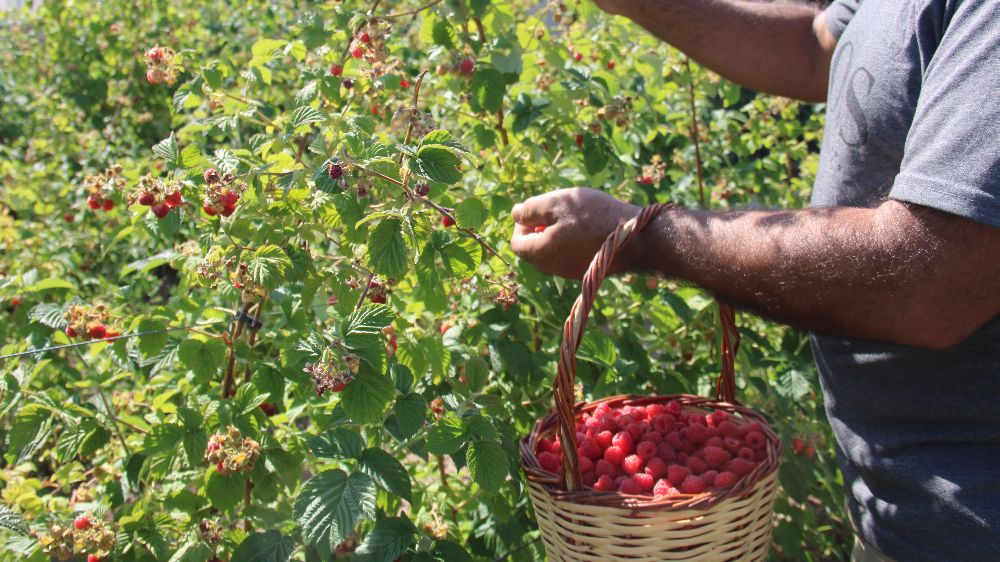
(426, 415, 464, 455)
(234, 384, 270, 415)
(413, 146, 462, 185)
(466, 440, 508, 493)
(470, 68, 505, 113)
(355, 517, 415, 562)
(142, 423, 184, 454)
(231, 530, 294, 562)
(206, 471, 246, 511)
(28, 303, 66, 329)
(432, 540, 474, 562)
(152, 133, 180, 167)
(248, 245, 291, 290)
(6, 403, 50, 461)
(137, 317, 168, 357)
(343, 305, 394, 338)
(0, 505, 31, 536)
(177, 337, 226, 382)
(168, 542, 214, 562)
(342, 371, 395, 424)
(418, 130, 468, 153)
(393, 393, 426, 439)
(367, 219, 408, 279)
(438, 236, 482, 278)
(294, 470, 377, 560)
(358, 448, 412, 501)
(464, 357, 489, 393)
(778, 369, 812, 400)
(307, 428, 363, 459)
(454, 199, 487, 229)
(286, 105, 325, 132)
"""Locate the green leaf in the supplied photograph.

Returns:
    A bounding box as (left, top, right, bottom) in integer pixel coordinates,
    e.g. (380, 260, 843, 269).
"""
(248, 245, 291, 290)
(426, 415, 465, 455)
(454, 198, 487, 229)
(307, 428, 363, 459)
(358, 448, 412, 501)
(342, 371, 396, 424)
(168, 542, 214, 562)
(343, 305, 394, 338)
(578, 331, 617, 368)
(393, 393, 426, 439)
(137, 317, 168, 357)
(152, 133, 181, 167)
(120, 250, 180, 278)
(355, 517, 415, 562)
(177, 337, 226, 382)
(778, 369, 812, 400)
(234, 384, 270, 415)
(470, 68, 506, 113)
(23, 277, 75, 292)
(419, 130, 469, 153)
(0, 505, 31, 536)
(293, 470, 377, 560)
(367, 219, 408, 279)
(206, 471, 246, 511)
(413, 146, 462, 185)
(231, 530, 294, 562)
(6, 404, 50, 461)
(582, 134, 611, 175)
(142, 423, 184, 454)
(466, 440, 508, 493)
(463, 357, 490, 393)
(286, 105, 325, 132)
(437, 236, 482, 279)
(432, 540, 474, 562)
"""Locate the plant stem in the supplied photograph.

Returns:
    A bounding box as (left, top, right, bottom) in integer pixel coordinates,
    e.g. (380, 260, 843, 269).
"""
(355, 272, 376, 310)
(380, 0, 444, 20)
(222, 301, 253, 398)
(242, 297, 267, 384)
(73, 348, 132, 456)
(684, 57, 706, 207)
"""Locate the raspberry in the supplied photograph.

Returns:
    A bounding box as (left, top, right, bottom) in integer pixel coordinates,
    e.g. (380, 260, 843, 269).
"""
(666, 464, 689, 486)
(221, 190, 239, 207)
(714, 471, 738, 489)
(459, 58, 475, 75)
(726, 458, 755, 477)
(680, 474, 706, 494)
(102, 198, 115, 211)
(64, 213, 74, 223)
(645, 457, 667, 480)
(328, 163, 344, 180)
(88, 555, 101, 562)
(791, 437, 805, 454)
(87, 323, 107, 339)
(665, 401, 682, 416)
(549, 440, 562, 456)
(582, 471, 597, 487)
(259, 403, 278, 416)
(640, 175, 653, 185)
(441, 215, 455, 227)
(646, 403, 666, 417)
(87, 195, 101, 210)
(216, 461, 225, 474)
(221, 203, 236, 217)
(686, 455, 708, 475)
(593, 474, 615, 492)
(358, 32, 372, 44)
(738, 447, 754, 461)
(745, 431, 766, 450)
(707, 409, 729, 428)
(804, 446, 816, 459)
(665, 431, 683, 450)
(65, 326, 78, 338)
(163, 190, 181, 207)
(330, 64, 344, 77)
(138, 192, 155, 206)
(704, 436, 724, 449)
(653, 479, 679, 497)
(595, 459, 616, 477)
(617, 414, 637, 427)
(636, 440, 657, 460)
(146, 46, 164, 62)
(625, 422, 644, 441)
(537, 438, 552, 454)
(702, 446, 731, 468)
(599, 414, 619, 433)
(724, 436, 742, 454)
(578, 456, 594, 473)
(401, 78, 410, 89)
(596, 430, 613, 450)
(151, 203, 170, 218)
(573, 51, 583, 62)
(701, 470, 718, 486)
(618, 477, 642, 495)
(633, 472, 654, 493)
(575, 134, 584, 147)
(612, 431, 633, 454)
(603, 445, 625, 467)
(685, 423, 711, 445)
(538, 452, 560, 473)
(642, 431, 663, 444)
(621, 454, 643, 475)
(342, 78, 354, 89)
(607, 60, 616, 70)
(578, 438, 602, 460)
(146, 68, 162, 84)
(74, 515, 91, 530)
(351, 47, 365, 58)
(718, 421, 740, 438)
(533, 225, 547, 233)
(415, 183, 430, 197)
(656, 442, 677, 462)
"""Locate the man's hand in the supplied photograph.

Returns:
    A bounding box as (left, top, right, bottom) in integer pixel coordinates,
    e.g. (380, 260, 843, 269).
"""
(510, 188, 640, 279)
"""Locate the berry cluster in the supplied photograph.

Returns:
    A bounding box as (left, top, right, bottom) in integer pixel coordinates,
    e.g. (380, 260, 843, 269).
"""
(132, 174, 185, 219)
(143, 45, 179, 85)
(596, 94, 635, 128)
(83, 164, 125, 212)
(63, 303, 119, 340)
(348, 24, 390, 69)
(228, 262, 267, 303)
(201, 168, 242, 217)
(790, 436, 817, 459)
(39, 514, 115, 562)
(638, 155, 668, 186)
(390, 108, 438, 140)
(536, 401, 770, 496)
(366, 277, 388, 304)
(205, 426, 261, 476)
(303, 349, 358, 396)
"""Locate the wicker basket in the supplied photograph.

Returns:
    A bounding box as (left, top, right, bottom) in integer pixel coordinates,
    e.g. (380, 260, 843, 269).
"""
(520, 204, 782, 561)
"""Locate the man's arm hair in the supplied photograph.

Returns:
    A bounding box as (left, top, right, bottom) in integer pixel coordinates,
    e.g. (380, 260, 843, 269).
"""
(632, 200, 1000, 348)
(615, 0, 838, 102)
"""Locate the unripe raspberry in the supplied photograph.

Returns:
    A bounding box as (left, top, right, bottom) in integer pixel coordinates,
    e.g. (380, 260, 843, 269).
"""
(330, 64, 344, 77)
(441, 215, 455, 228)
(328, 163, 344, 180)
(74, 514, 91, 530)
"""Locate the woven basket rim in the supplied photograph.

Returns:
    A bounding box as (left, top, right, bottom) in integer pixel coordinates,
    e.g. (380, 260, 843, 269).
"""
(520, 393, 782, 510)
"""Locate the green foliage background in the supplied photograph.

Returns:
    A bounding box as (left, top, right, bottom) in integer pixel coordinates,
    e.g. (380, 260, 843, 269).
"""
(1, 0, 847, 560)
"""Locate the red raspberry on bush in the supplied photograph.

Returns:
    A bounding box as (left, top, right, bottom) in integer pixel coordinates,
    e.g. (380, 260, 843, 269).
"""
(88, 555, 101, 562)
(459, 58, 475, 75)
(74, 514, 91, 530)
(441, 215, 456, 227)
(87, 195, 101, 210)
(330, 64, 344, 77)
(259, 403, 278, 416)
(87, 323, 107, 339)
(151, 203, 170, 218)
(165, 190, 182, 207)
(351, 47, 365, 58)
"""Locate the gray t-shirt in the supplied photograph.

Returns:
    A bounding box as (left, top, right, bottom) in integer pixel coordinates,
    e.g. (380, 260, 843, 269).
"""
(813, 1, 1000, 560)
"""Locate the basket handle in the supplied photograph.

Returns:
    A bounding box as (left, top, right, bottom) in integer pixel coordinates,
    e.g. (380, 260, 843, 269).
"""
(554, 204, 741, 491)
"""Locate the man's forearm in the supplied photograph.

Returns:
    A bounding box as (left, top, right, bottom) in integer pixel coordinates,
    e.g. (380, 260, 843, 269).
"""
(632, 201, 1000, 348)
(617, 0, 832, 102)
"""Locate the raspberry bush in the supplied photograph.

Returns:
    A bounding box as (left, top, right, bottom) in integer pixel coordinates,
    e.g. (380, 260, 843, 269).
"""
(1, 1, 847, 560)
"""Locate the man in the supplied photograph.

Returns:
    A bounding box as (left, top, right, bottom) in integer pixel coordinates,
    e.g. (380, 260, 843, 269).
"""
(510, 1, 1000, 561)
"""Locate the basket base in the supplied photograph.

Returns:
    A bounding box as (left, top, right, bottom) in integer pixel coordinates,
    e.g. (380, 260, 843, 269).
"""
(527, 469, 779, 562)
